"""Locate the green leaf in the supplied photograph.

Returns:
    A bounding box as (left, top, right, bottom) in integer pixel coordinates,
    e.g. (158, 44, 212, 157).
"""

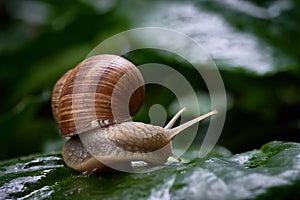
(0, 141, 299, 199)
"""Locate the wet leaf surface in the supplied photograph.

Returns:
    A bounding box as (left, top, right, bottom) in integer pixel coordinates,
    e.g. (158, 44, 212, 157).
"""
(0, 141, 299, 200)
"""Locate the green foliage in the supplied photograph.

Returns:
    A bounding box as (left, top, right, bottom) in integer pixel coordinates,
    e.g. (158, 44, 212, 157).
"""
(0, 0, 299, 163)
(0, 141, 299, 199)
(1, 1, 299, 199)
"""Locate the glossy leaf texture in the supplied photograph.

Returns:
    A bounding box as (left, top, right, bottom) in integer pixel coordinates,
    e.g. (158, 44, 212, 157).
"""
(0, 141, 299, 200)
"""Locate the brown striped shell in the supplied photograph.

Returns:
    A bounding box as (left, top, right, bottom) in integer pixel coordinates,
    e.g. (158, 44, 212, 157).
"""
(51, 54, 145, 137)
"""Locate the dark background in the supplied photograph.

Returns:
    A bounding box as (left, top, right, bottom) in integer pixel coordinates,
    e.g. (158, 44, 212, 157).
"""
(0, 0, 299, 160)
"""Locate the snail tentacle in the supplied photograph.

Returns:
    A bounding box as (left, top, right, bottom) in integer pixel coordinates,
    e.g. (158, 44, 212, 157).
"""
(165, 110, 218, 140)
(164, 107, 186, 129)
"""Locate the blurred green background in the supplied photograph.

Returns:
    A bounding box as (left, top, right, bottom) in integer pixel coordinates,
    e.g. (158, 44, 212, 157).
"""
(0, 0, 299, 161)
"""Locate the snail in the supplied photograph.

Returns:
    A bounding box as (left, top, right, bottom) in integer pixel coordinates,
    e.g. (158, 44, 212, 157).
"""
(51, 54, 217, 173)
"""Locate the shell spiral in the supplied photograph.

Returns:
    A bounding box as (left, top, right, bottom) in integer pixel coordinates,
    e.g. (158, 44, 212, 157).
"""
(51, 54, 145, 137)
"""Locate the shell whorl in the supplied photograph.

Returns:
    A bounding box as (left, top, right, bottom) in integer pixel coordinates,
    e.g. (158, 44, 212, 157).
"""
(51, 54, 145, 137)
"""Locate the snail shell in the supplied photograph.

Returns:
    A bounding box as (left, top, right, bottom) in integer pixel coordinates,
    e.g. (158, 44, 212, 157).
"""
(52, 54, 145, 137)
(52, 54, 217, 173)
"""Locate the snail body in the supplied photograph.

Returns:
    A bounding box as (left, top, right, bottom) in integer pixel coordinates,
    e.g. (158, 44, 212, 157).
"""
(52, 54, 217, 173)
